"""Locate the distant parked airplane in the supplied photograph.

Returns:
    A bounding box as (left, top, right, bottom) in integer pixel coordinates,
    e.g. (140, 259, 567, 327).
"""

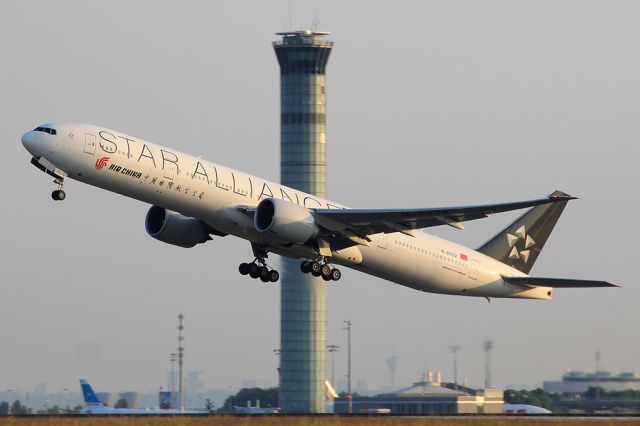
(78, 379, 204, 414)
(503, 403, 551, 414)
(22, 123, 617, 299)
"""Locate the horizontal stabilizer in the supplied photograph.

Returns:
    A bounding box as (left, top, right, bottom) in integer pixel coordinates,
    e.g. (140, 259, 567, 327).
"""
(503, 276, 619, 288)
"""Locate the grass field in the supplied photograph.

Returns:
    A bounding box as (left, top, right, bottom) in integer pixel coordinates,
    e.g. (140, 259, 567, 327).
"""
(1, 416, 640, 426)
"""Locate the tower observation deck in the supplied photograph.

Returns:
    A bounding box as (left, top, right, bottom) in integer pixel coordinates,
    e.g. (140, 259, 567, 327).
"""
(273, 30, 333, 413)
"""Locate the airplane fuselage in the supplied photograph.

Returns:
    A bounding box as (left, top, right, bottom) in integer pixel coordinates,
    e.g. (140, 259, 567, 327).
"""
(22, 123, 552, 300)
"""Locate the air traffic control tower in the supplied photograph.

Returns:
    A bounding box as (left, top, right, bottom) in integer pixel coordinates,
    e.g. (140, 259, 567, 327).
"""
(273, 30, 333, 413)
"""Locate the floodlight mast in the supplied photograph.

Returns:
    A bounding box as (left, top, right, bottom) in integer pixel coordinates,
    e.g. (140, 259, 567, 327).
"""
(450, 345, 461, 385)
(483, 340, 494, 389)
(178, 313, 185, 410)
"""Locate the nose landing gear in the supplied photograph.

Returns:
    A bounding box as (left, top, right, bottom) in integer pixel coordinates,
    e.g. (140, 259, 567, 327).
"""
(300, 258, 342, 281)
(51, 178, 66, 201)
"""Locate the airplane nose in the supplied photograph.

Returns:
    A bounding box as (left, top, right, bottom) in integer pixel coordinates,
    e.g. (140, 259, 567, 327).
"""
(22, 129, 55, 157)
(21, 131, 37, 155)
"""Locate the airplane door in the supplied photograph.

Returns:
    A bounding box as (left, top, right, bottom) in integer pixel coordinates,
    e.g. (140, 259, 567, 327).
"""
(469, 259, 479, 280)
(163, 162, 176, 180)
(376, 234, 388, 249)
(84, 134, 96, 155)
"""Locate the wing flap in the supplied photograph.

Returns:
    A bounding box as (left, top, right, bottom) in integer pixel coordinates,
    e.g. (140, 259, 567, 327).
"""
(503, 276, 619, 288)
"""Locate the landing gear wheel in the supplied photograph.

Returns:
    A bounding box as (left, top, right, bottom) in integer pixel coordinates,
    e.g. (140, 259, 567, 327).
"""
(322, 274, 332, 281)
(269, 270, 280, 282)
(239, 263, 250, 275)
(309, 261, 322, 277)
(51, 190, 66, 201)
(320, 264, 332, 278)
(330, 268, 342, 281)
(259, 266, 269, 280)
(249, 263, 260, 279)
(300, 261, 310, 274)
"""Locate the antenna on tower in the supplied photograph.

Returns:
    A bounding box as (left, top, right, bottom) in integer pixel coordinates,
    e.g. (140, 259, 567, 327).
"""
(483, 340, 494, 389)
(312, 11, 320, 32)
(177, 313, 185, 411)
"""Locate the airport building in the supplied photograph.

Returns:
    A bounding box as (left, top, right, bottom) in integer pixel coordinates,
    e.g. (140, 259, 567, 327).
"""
(544, 371, 640, 395)
(96, 392, 117, 407)
(119, 391, 141, 409)
(334, 372, 504, 414)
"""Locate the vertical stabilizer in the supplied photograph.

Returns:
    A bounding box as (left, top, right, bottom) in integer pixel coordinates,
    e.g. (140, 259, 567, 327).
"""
(477, 190, 572, 273)
(79, 379, 103, 405)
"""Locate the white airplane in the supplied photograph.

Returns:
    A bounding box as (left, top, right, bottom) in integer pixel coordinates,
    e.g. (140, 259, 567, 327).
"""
(77, 379, 204, 414)
(503, 403, 551, 414)
(22, 123, 616, 299)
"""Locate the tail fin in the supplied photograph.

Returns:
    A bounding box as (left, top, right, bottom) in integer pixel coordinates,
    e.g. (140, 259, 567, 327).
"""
(477, 190, 574, 273)
(79, 379, 103, 405)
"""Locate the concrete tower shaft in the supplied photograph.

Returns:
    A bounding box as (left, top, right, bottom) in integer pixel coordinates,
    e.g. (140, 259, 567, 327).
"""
(274, 30, 333, 413)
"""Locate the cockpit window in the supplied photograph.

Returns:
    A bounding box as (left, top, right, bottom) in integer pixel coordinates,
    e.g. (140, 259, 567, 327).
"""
(34, 127, 57, 135)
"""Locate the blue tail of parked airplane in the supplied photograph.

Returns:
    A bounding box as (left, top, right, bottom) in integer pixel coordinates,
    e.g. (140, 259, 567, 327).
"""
(79, 379, 103, 405)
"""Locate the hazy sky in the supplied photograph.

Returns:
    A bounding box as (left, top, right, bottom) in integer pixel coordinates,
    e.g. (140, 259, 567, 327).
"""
(1, 0, 638, 395)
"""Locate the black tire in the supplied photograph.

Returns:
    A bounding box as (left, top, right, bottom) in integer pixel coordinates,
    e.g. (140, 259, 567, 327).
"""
(51, 190, 65, 201)
(269, 270, 280, 282)
(259, 266, 269, 279)
(260, 274, 269, 282)
(322, 274, 332, 281)
(249, 263, 260, 279)
(321, 264, 332, 278)
(300, 261, 310, 274)
(330, 268, 342, 281)
(238, 263, 250, 275)
(309, 261, 322, 276)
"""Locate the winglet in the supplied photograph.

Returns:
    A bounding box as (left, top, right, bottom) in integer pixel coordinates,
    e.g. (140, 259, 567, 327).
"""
(548, 190, 578, 202)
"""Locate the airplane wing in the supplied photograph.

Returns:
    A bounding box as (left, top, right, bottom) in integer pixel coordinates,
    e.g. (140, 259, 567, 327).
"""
(502, 276, 619, 288)
(311, 193, 576, 237)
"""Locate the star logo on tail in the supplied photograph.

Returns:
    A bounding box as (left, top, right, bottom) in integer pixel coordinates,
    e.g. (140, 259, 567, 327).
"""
(506, 225, 535, 263)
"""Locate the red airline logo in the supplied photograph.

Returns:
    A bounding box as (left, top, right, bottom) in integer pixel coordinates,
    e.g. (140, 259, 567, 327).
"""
(460, 253, 468, 261)
(95, 157, 110, 170)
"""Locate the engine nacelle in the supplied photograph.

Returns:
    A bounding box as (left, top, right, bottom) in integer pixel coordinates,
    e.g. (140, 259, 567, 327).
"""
(145, 206, 211, 248)
(254, 198, 318, 244)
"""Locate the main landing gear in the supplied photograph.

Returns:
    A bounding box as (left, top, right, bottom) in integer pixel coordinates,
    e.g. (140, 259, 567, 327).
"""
(300, 258, 342, 282)
(239, 258, 280, 283)
(51, 177, 66, 201)
(240, 244, 280, 283)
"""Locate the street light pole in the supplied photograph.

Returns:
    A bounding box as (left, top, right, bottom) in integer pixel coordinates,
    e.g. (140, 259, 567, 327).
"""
(343, 320, 352, 414)
(327, 345, 340, 388)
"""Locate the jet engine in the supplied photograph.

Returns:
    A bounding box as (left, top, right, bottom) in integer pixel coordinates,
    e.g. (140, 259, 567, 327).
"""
(254, 198, 318, 244)
(145, 206, 212, 248)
